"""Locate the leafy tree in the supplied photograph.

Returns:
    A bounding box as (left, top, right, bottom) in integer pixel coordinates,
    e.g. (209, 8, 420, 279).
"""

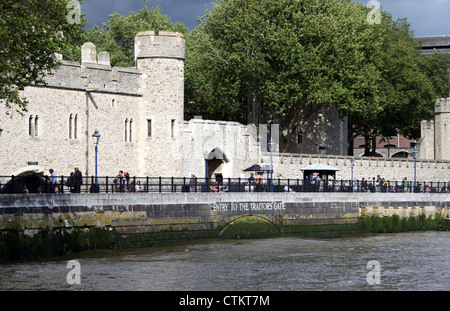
(185, 0, 449, 154)
(86, 5, 187, 67)
(0, 0, 86, 113)
(346, 15, 450, 156)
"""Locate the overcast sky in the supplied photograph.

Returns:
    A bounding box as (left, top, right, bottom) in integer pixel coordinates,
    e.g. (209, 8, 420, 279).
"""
(80, 0, 450, 37)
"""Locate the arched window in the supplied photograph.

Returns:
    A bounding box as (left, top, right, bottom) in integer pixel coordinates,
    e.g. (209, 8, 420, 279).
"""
(392, 151, 409, 158)
(124, 118, 133, 142)
(384, 144, 396, 148)
(29, 116, 34, 136)
(29, 115, 39, 137)
(69, 114, 78, 139)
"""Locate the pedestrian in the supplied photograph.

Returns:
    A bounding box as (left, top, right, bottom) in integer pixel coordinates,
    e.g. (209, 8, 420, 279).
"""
(114, 170, 124, 192)
(248, 173, 255, 192)
(209, 180, 218, 192)
(73, 167, 83, 193)
(124, 172, 130, 192)
(189, 174, 196, 192)
(402, 177, 409, 192)
(376, 176, 383, 192)
(310, 172, 319, 192)
(318, 178, 324, 192)
(255, 171, 264, 192)
(49, 169, 57, 193)
(361, 177, 368, 193)
(65, 172, 75, 192)
(135, 181, 143, 192)
(381, 178, 389, 193)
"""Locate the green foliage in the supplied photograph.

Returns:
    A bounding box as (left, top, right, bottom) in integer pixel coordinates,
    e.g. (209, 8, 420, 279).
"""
(85, 5, 187, 67)
(185, 0, 450, 152)
(0, 0, 86, 113)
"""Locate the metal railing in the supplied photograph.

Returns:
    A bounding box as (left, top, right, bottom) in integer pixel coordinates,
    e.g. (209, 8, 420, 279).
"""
(0, 175, 449, 194)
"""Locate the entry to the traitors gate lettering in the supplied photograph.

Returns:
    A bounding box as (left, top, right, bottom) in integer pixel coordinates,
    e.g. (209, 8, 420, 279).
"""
(212, 202, 286, 212)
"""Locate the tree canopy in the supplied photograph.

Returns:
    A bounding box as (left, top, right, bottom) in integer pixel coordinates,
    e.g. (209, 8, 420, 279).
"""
(85, 5, 187, 67)
(184, 0, 450, 154)
(0, 0, 86, 113)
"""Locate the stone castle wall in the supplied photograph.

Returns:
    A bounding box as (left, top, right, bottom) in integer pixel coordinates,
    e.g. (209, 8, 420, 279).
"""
(261, 153, 450, 182)
(434, 98, 450, 161)
(419, 98, 450, 162)
(180, 118, 261, 178)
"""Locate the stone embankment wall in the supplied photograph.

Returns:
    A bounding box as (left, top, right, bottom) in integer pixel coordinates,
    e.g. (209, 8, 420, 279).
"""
(0, 192, 448, 262)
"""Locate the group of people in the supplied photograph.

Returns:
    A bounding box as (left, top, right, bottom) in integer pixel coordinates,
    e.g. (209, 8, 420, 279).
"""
(330, 175, 449, 193)
(309, 174, 402, 193)
(113, 170, 144, 192)
(19, 168, 450, 194)
(40, 168, 143, 193)
(37, 167, 83, 193)
(247, 172, 266, 192)
(62, 167, 83, 193)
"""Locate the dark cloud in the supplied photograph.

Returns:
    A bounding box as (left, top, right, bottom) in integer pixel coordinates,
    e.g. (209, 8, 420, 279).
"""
(81, 0, 213, 30)
(81, 0, 450, 36)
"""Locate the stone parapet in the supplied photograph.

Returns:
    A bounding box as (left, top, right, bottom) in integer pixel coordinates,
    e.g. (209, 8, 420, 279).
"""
(435, 98, 450, 114)
(43, 59, 142, 95)
(261, 152, 450, 181)
(135, 31, 185, 61)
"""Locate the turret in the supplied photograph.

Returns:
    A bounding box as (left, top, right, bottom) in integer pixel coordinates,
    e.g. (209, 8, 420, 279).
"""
(134, 31, 186, 176)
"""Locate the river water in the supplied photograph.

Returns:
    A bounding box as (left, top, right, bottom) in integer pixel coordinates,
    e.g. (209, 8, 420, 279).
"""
(0, 231, 449, 291)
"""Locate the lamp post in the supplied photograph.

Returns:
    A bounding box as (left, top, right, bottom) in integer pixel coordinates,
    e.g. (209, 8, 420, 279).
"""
(92, 130, 100, 185)
(412, 140, 418, 192)
(350, 158, 354, 184)
(269, 138, 275, 192)
(85, 87, 98, 177)
(203, 151, 209, 192)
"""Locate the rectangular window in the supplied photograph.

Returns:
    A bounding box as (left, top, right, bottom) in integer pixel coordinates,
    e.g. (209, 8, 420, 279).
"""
(34, 116, 38, 136)
(147, 120, 152, 137)
(171, 119, 175, 137)
(69, 114, 73, 139)
(125, 119, 128, 142)
(129, 119, 133, 142)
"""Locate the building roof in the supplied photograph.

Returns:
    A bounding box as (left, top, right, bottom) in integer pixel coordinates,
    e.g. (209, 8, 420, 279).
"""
(417, 35, 450, 56)
(301, 163, 340, 172)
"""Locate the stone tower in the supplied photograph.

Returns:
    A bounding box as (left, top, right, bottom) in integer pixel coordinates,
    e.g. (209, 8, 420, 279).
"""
(434, 98, 450, 160)
(420, 98, 450, 161)
(134, 31, 185, 176)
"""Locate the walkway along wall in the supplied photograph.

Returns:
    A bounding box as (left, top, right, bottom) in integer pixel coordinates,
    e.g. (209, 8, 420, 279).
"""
(0, 192, 449, 262)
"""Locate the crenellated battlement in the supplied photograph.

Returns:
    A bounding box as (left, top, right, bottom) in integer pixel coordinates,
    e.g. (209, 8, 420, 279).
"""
(134, 31, 185, 62)
(42, 44, 142, 95)
(435, 97, 450, 114)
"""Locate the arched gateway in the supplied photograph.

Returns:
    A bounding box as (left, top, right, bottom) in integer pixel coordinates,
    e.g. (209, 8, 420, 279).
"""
(204, 147, 231, 180)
